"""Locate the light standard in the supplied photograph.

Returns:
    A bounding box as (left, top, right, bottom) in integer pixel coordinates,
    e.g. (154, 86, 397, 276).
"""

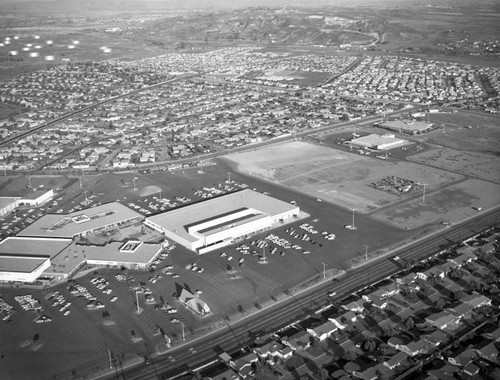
(422, 184, 428, 203)
(259, 246, 268, 264)
(363, 245, 369, 262)
(130, 285, 143, 314)
(174, 320, 185, 341)
(321, 262, 327, 279)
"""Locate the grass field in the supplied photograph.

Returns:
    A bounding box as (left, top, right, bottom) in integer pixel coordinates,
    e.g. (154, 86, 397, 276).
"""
(227, 141, 464, 213)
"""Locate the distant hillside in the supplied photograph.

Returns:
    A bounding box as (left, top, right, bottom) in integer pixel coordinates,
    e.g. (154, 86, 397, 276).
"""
(0, 0, 497, 14)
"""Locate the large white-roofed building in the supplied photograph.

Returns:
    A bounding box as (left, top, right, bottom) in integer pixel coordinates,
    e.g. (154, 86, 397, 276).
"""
(145, 189, 299, 254)
(0, 236, 162, 283)
(348, 133, 406, 150)
(379, 120, 432, 135)
(18, 201, 143, 238)
(0, 237, 72, 283)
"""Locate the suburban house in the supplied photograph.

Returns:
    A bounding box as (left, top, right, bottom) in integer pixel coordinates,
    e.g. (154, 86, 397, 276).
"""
(383, 351, 409, 370)
(307, 320, 338, 341)
(229, 352, 258, 379)
(253, 341, 292, 360)
(448, 348, 476, 366)
(475, 341, 499, 361)
(461, 292, 491, 308)
(425, 311, 458, 330)
(281, 330, 312, 351)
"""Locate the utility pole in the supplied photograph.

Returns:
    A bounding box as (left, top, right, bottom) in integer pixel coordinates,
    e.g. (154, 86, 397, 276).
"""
(83, 190, 88, 204)
(177, 320, 185, 341)
(259, 246, 268, 264)
(132, 177, 137, 190)
(322, 262, 326, 279)
(364, 245, 369, 262)
(27, 176, 32, 189)
(422, 183, 428, 203)
(227, 172, 232, 183)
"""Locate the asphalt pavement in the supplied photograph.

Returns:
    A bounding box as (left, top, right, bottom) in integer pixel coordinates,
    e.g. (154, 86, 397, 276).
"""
(105, 207, 500, 380)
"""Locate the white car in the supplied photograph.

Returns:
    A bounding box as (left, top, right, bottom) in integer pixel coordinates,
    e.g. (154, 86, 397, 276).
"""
(110, 296, 118, 302)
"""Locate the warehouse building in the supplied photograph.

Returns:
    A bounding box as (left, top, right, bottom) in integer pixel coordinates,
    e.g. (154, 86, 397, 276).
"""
(145, 189, 300, 254)
(0, 236, 162, 283)
(378, 120, 432, 135)
(18, 201, 143, 238)
(348, 133, 406, 150)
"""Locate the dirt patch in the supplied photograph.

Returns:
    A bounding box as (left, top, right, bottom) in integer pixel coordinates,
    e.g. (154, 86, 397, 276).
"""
(408, 148, 500, 183)
(227, 141, 463, 213)
(372, 179, 500, 228)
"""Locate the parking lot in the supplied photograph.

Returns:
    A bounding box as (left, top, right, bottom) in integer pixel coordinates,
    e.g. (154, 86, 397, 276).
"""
(0, 161, 411, 379)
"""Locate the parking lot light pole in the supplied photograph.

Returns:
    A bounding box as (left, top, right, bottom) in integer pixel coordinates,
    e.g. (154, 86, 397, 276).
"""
(176, 321, 185, 341)
(322, 262, 326, 279)
(422, 183, 428, 203)
(363, 245, 368, 262)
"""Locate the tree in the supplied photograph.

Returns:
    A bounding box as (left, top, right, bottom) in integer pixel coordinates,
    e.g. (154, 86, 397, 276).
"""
(453, 290, 465, 300)
(434, 297, 447, 310)
(467, 280, 480, 292)
(342, 349, 358, 361)
(383, 324, 398, 338)
(364, 338, 377, 352)
(404, 317, 415, 330)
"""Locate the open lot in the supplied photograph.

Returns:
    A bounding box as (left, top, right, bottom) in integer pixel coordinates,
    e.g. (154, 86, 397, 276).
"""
(408, 147, 500, 184)
(226, 141, 464, 213)
(426, 111, 500, 155)
(372, 179, 500, 229)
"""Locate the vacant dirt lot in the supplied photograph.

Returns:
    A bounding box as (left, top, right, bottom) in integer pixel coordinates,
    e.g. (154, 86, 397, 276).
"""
(408, 148, 500, 184)
(426, 111, 500, 154)
(372, 179, 500, 228)
(228, 141, 463, 213)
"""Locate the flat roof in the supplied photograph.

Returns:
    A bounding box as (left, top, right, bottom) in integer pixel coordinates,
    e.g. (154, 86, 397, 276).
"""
(22, 189, 52, 200)
(43, 241, 161, 276)
(380, 120, 432, 131)
(199, 212, 266, 236)
(0, 197, 18, 209)
(350, 133, 404, 147)
(0, 237, 72, 258)
(18, 202, 142, 238)
(0, 255, 49, 274)
(147, 189, 298, 243)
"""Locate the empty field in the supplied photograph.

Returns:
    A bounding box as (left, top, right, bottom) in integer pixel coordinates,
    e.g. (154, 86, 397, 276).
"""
(426, 111, 500, 154)
(372, 179, 500, 228)
(227, 141, 463, 213)
(408, 148, 500, 183)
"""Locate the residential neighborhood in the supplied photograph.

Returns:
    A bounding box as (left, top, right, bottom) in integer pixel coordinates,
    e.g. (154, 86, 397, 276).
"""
(198, 229, 500, 380)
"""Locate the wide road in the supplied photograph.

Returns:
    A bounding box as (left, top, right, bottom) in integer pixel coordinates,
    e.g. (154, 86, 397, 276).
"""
(106, 208, 500, 380)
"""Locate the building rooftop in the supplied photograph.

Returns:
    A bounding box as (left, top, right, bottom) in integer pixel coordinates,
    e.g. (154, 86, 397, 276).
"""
(0, 236, 72, 258)
(0, 197, 19, 209)
(18, 202, 142, 238)
(147, 189, 298, 244)
(350, 133, 404, 148)
(380, 120, 432, 132)
(0, 255, 49, 274)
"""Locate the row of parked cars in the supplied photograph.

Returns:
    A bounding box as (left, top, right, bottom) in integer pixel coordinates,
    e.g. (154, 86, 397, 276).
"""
(47, 291, 71, 316)
(0, 294, 14, 321)
(14, 294, 43, 312)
